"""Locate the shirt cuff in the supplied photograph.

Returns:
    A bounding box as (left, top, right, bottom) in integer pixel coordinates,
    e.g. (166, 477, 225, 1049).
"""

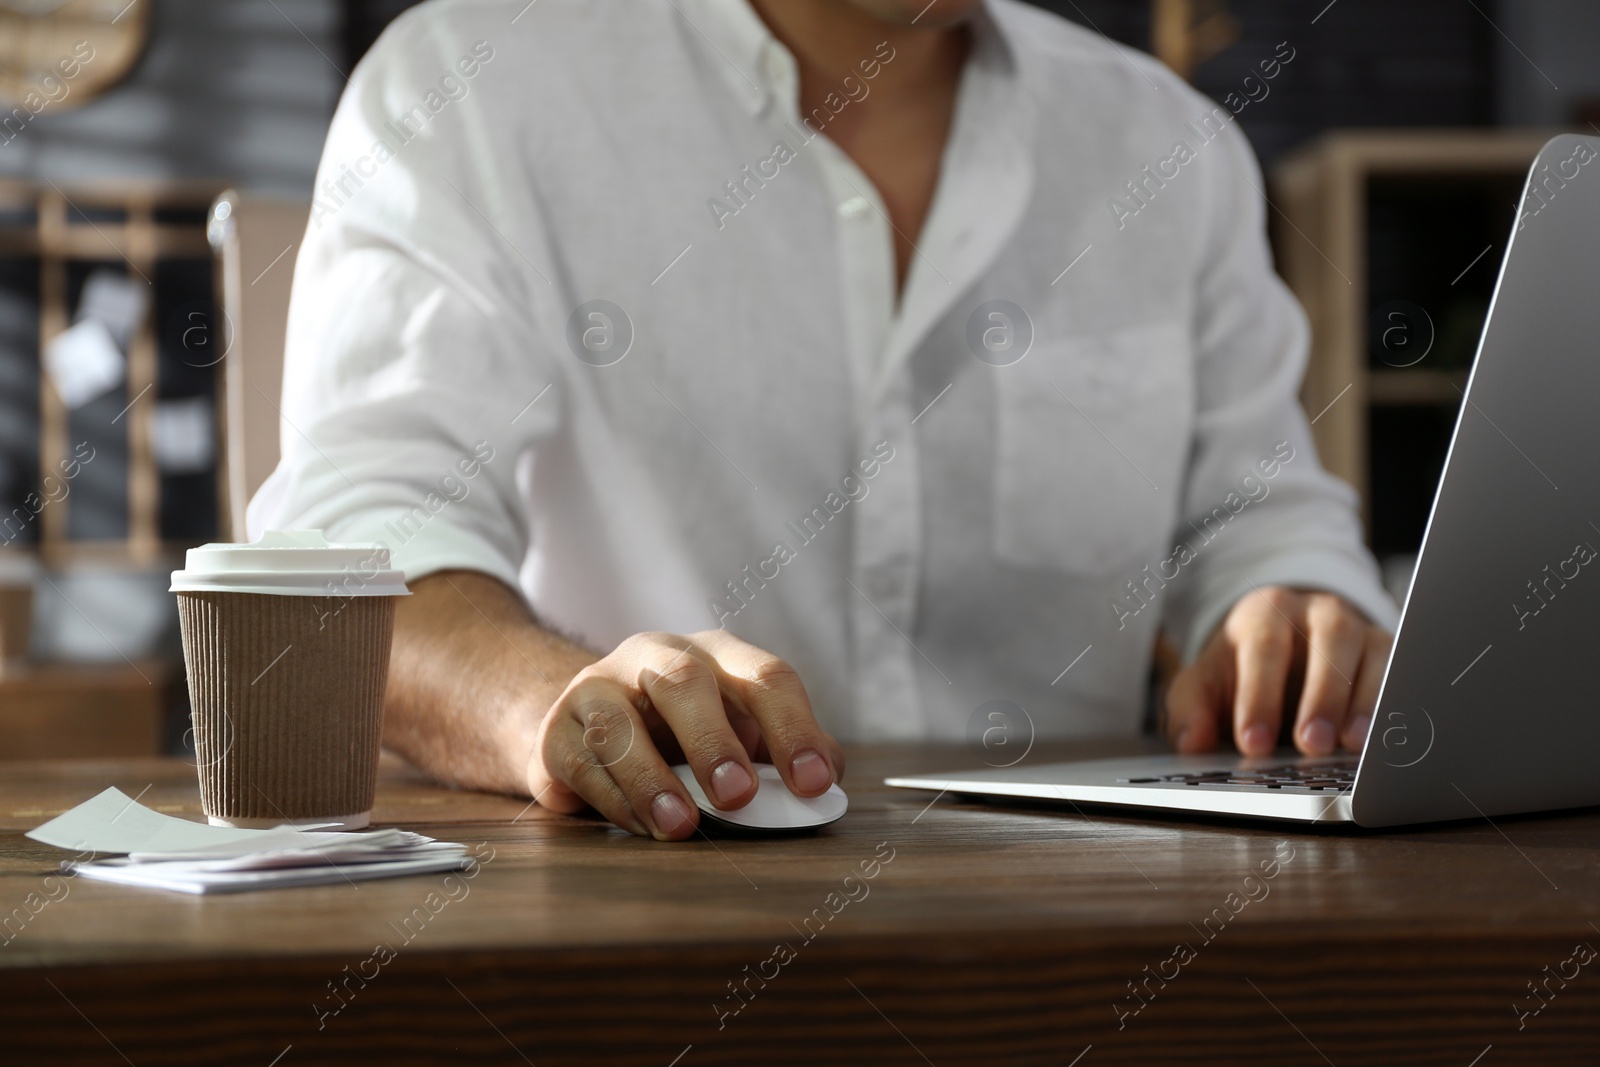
(319, 508, 525, 596)
(1178, 550, 1402, 663)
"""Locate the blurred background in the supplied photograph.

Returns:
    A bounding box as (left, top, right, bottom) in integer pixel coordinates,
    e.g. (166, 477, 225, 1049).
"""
(0, 0, 1596, 758)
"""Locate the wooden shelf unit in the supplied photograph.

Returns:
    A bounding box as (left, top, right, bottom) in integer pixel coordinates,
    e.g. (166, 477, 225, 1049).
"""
(1271, 130, 1554, 520)
(0, 179, 227, 568)
(1366, 368, 1472, 406)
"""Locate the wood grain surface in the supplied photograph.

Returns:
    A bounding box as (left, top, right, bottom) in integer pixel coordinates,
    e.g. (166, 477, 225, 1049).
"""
(1, 743, 1598, 1065)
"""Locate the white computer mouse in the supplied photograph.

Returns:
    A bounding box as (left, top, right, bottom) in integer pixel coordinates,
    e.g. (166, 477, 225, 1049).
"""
(671, 763, 847, 834)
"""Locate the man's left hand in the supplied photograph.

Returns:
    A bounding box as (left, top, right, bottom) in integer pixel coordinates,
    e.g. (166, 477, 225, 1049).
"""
(1164, 587, 1392, 758)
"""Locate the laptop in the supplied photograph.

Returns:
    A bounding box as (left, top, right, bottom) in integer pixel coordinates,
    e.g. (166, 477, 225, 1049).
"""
(887, 133, 1600, 828)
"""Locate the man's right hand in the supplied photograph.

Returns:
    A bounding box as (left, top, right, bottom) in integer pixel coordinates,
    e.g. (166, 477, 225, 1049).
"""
(528, 630, 845, 840)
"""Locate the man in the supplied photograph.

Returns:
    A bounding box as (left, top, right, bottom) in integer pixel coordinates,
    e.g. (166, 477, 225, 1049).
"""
(251, 0, 1397, 840)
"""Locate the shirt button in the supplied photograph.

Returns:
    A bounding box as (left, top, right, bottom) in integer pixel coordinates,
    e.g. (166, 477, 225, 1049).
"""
(838, 196, 870, 219)
(761, 47, 786, 83)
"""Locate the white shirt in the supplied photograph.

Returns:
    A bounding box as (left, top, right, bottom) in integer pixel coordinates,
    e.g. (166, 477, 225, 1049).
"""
(250, 0, 1399, 743)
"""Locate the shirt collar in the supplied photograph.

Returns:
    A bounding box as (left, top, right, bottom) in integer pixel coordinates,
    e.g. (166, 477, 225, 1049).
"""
(672, 0, 774, 114)
(673, 0, 1020, 118)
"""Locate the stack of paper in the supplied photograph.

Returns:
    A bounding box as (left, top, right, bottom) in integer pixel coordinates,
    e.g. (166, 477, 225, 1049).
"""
(27, 788, 473, 895)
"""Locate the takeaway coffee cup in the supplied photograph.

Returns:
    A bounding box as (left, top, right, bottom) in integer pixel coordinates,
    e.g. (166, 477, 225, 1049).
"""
(170, 530, 410, 829)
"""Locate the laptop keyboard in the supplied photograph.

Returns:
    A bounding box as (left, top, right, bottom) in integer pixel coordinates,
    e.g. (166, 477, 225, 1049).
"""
(1118, 761, 1356, 792)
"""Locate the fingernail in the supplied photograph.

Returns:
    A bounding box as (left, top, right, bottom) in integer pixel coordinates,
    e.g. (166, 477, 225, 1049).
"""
(1302, 719, 1336, 755)
(1173, 726, 1190, 751)
(649, 792, 693, 838)
(1240, 724, 1274, 754)
(790, 749, 832, 794)
(710, 760, 754, 807)
(1346, 715, 1373, 748)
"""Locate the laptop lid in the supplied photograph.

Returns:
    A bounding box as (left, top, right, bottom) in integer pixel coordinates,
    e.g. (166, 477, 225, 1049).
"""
(1352, 134, 1600, 827)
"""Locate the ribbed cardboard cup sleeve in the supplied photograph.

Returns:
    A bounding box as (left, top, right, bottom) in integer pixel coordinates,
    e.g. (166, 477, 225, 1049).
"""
(176, 591, 395, 824)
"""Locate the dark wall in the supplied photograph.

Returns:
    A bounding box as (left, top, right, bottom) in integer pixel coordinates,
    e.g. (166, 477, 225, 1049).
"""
(1170, 0, 1492, 166)
(343, 0, 434, 70)
(342, 0, 1496, 168)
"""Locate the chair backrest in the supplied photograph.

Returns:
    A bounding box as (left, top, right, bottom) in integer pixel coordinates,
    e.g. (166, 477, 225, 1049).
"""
(208, 192, 310, 540)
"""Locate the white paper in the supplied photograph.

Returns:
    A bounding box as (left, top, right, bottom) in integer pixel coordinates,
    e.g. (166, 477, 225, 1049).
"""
(44, 319, 125, 410)
(29, 788, 473, 895)
(70, 853, 471, 895)
(78, 270, 149, 350)
(28, 787, 360, 855)
(134, 842, 466, 873)
(150, 398, 215, 473)
(125, 826, 431, 862)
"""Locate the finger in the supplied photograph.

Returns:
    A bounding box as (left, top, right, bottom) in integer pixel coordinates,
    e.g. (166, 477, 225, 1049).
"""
(1291, 596, 1367, 756)
(525, 720, 589, 815)
(1342, 628, 1393, 751)
(727, 706, 766, 760)
(693, 630, 839, 797)
(544, 671, 698, 840)
(1230, 590, 1299, 756)
(541, 705, 646, 835)
(530, 773, 588, 816)
(632, 635, 758, 811)
(1164, 632, 1229, 753)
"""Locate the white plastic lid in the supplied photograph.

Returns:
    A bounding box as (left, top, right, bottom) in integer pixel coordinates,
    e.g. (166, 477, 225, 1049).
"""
(169, 530, 410, 598)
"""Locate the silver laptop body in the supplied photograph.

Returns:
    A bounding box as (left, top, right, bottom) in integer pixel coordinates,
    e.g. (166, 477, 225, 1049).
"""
(886, 134, 1600, 827)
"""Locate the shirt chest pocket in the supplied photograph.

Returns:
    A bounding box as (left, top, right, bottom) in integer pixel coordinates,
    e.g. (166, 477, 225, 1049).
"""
(992, 320, 1193, 576)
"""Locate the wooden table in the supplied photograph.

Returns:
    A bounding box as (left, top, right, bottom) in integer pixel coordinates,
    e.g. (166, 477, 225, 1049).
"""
(2, 742, 1597, 1065)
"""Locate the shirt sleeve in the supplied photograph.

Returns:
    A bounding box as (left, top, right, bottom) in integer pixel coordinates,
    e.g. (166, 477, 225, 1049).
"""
(1162, 117, 1400, 662)
(246, 23, 560, 594)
